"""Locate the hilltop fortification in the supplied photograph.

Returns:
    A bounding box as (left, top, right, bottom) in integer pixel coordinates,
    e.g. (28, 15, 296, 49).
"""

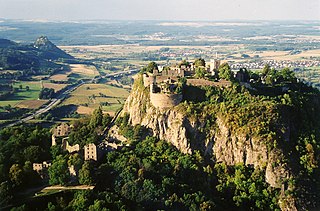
(120, 71, 320, 211)
(142, 73, 183, 109)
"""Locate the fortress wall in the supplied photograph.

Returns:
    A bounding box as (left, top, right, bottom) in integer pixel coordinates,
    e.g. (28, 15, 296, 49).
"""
(143, 74, 156, 87)
(150, 93, 183, 108)
(66, 144, 80, 153)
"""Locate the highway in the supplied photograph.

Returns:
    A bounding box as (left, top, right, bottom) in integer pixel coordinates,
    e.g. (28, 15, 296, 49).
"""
(102, 69, 139, 78)
(6, 69, 139, 127)
(7, 80, 85, 127)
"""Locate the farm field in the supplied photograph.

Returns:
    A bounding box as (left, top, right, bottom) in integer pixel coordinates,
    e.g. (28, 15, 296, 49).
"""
(231, 49, 320, 61)
(62, 83, 129, 115)
(16, 100, 48, 109)
(70, 64, 99, 77)
(42, 81, 68, 92)
(49, 71, 69, 81)
(61, 44, 320, 62)
(0, 81, 42, 107)
(49, 64, 100, 81)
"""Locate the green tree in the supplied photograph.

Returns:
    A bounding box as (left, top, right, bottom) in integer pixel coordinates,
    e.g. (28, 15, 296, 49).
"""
(70, 191, 91, 211)
(262, 64, 271, 76)
(23, 145, 45, 162)
(195, 67, 206, 79)
(48, 155, 69, 185)
(47, 202, 57, 211)
(89, 200, 107, 211)
(277, 67, 295, 83)
(194, 58, 206, 67)
(218, 63, 233, 80)
(179, 60, 190, 68)
(22, 161, 40, 186)
(68, 154, 83, 172)
(265, 68, 277, 85)
(0, 182, 12, 207)
(9, 164, 24, 187)
(10, 204, 26, 211)
(39, 88, 55, 99)
(50, 145, 63, 160)
(142, 61, 158, 73)
(90, 107, 103, 128)
(79, 162, 93, 185)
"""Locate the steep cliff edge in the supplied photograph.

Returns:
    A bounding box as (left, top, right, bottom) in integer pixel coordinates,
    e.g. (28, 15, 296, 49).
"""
(119, 74, 320, 210)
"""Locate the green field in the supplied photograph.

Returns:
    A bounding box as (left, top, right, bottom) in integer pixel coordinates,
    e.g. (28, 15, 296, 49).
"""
(62, 83, 130, 114)
(0, 81, 42, 107)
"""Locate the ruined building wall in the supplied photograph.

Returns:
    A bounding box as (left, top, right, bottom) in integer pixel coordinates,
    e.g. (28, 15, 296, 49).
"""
(62, 138, 80, 153)
(143, 74, 156, 87)
(150, 92, 183, 109)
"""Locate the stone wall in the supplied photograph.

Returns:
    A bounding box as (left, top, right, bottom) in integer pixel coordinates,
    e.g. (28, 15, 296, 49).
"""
(143, 74, 156, 87)
(62, 138, 80, 153)
(150, 92, 183, 109)
(53, 123, 71, 137)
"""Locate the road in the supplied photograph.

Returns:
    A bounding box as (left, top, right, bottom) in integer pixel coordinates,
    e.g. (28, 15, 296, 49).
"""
(7, 80, 85, 127)
(102, 69, 139, 78)
(41, 185, 95, 191)
(6, 69, 139, 127)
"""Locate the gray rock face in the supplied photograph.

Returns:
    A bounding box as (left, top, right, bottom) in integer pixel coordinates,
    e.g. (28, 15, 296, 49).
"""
(122, 85, 192, 153)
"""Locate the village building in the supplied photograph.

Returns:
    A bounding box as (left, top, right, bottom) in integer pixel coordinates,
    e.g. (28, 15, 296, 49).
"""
(53, 123, 71, 137)
(52, 123, 72, 146)
(209, 59, 221, 72)
(84, 143, 104, 161)
(84, 143, 97, 161)
(33, 161, 51, 179)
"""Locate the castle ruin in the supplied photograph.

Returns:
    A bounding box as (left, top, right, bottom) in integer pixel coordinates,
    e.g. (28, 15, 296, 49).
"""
(142, 57, 225, 109)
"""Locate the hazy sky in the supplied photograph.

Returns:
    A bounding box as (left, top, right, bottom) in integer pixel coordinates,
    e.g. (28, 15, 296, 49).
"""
(0, 0, 319, 21)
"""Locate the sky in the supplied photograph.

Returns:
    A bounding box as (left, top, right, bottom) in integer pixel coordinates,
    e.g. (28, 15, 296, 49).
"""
(0, 0, 319, 21)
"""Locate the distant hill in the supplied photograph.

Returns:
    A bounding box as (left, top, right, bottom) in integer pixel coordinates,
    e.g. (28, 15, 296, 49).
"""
(33, 36, 73, 60)
(0, 36, 74, 78)
(0, 39, 16, 48)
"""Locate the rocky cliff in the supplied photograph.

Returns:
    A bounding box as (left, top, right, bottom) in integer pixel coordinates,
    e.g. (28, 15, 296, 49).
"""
(120, 75, 316, 210)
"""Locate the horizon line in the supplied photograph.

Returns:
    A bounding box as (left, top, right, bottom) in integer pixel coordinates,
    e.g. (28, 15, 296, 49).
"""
(1, 17, 319, 23)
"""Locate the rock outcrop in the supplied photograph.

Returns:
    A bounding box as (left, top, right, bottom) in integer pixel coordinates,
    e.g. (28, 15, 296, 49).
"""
(34, 36, 58, 51)
(34, 36, 73, 59)
(120, 75, 296, 210)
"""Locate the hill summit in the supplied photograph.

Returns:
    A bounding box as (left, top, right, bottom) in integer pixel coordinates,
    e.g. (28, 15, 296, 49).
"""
(0, 36, 74, 77)
(33, 36, 73, 60)
(34, 36, 57, 51)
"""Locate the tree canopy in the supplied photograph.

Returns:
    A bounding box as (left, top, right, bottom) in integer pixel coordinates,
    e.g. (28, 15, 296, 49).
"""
(194, 58, 206, 67)
(141, 61, 158, 73)
(48, 155, 69, 185)
(218, 62, 233, 80)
